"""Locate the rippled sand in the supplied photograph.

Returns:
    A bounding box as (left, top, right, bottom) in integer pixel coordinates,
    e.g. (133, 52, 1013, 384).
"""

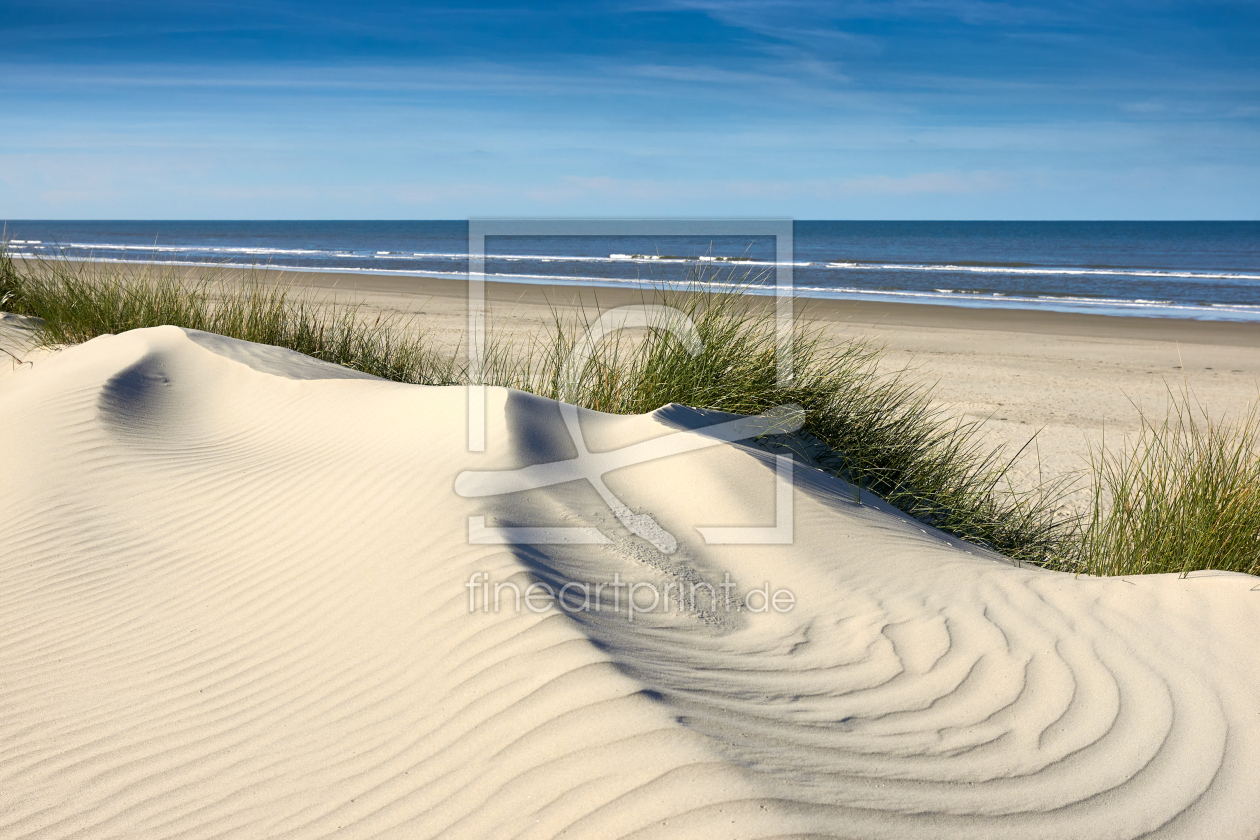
(2, 323, 1259, 838)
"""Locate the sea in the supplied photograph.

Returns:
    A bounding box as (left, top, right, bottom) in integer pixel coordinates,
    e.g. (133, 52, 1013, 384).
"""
(4, 220, 1259, 321)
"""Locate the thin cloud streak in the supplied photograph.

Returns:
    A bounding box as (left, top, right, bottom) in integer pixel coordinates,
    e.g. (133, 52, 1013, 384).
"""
(0, 1, 1256, 217)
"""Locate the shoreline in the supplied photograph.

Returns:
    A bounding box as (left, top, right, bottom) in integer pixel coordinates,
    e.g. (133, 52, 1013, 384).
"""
(11, 254, 1260, 333)
(185, 262, 1260, 346)
(243, 265, 1260, 352)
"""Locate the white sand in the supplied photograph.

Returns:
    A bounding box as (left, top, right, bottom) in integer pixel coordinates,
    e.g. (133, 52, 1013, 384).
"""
(3, 323, 1260, 838)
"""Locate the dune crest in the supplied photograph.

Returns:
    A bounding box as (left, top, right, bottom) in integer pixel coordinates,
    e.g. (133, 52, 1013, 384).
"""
(2, 326, 1259, 839)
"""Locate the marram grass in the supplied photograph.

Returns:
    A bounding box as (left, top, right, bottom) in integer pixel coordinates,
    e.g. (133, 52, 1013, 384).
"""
(2, 249, 460, 385)
(4, 244, 1257, 577)
(1071, 392, 1260, 577)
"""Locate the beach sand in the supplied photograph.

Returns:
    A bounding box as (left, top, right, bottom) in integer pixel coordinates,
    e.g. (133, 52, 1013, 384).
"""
(3, 320, 1260, 838)
(244, 268, 1260, 503)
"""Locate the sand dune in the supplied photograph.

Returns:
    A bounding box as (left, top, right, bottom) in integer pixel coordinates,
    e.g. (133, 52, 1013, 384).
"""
(2, 326, 1260, 838)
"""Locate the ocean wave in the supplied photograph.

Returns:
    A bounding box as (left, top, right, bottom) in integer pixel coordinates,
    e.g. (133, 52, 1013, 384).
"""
(11, 249, 1260, 322)
(787, 283, 1260, 317)
(21, 241, 809, 267)
(26, 241, 1258, 284)
(827, 261, 1260, 282)
(60, 242, 341, 257)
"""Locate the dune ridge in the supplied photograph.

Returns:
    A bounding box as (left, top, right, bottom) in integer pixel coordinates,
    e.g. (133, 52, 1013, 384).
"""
(2, 326, 1259, 839)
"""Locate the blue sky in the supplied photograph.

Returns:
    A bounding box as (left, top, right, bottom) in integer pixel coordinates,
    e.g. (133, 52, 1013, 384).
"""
(1, 0, 1257, 219)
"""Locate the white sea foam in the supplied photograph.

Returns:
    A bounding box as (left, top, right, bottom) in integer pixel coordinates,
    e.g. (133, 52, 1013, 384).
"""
(12, 240, 1256, 283)
(58, 242, 334, 257)
(826, 261, 1260, 282)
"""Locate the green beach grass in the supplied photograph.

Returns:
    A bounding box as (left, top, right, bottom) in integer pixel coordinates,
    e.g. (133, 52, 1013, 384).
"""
(1, 249, 461, 385)
(4, 245, 1257, 577)
(1073, 392, 1260, 577)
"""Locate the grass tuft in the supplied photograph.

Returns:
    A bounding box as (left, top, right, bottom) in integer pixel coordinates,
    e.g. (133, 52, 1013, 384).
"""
(1071, 391, 1260, 577)
(510, 287, 1075, 566)
(0, 242, 19, 312)
(4, 248, 460, 385)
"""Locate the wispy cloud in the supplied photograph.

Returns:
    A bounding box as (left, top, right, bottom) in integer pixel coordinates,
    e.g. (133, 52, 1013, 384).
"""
(1, 1, 1257, 218)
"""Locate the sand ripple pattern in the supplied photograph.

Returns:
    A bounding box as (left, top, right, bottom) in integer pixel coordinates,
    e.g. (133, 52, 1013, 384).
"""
(1, 327, 1259, 839)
